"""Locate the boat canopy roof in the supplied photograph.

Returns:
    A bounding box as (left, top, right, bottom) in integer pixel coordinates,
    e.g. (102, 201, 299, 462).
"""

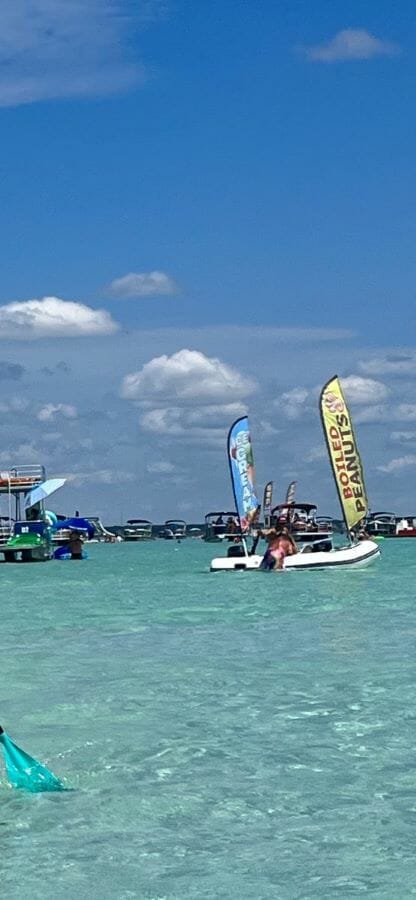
(367, 511, 396, 519)
(205, 511, 238, 520)
(165, 519, 187, 526)
(272, 503, 317, 513)
(127, 518, 152, 524)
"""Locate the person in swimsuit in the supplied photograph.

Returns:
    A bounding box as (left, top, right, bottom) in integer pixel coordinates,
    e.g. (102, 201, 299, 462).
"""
(273, 529, 297, 568)
(260, 528, 281, 569)
(260, 527, 297, 570)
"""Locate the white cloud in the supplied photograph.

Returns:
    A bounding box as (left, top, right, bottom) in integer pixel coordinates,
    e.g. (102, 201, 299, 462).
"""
(37, 403, 78, 423)
(185, 403, 248, 427)
(390, 431, 416, 443)
(41, 431, 63, 443)
(108, 271, 179, 298)
(146, 460, 176, 474)
(0, 297, 119, 339)
(274, 387, 311, 420)
(140, 408, 183, 435)
(303, 29, 400, 63)
(378, 455, 416, 474)
(0, 441, 39, 464)
(121, 349, 257, 405)
(140, 403, 247, 436)
(343, 401, 416, 426)
(340, 375, 390, 405)
(353, 404, 388, 424)
(65, 469, 136, 485)
(0, 396, 29, 414)
(305, 445, 327, 463)
(0, 0, 161, 107)
(273, 375, 389, 422)
(395, 404, 416, 422)
(359, 352, 416, 377)
(257, 420, 280, 438)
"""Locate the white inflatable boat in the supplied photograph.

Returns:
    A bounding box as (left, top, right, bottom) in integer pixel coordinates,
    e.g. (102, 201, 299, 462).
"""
(210, 538, 380, 572)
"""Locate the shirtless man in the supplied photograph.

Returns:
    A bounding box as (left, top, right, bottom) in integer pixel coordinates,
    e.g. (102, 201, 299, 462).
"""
(68, 530, 84, 560)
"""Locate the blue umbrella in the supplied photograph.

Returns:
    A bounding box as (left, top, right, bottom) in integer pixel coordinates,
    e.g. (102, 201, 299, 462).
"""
(24, 478, 66, 510)
(53, 516, 95, 538)
(0, 726, 66, 792)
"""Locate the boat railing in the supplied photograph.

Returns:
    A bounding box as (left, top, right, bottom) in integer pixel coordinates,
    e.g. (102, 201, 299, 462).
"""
(365, 512, 397, 536)
(205, 528, 244, 541)
(0, 523, 13, 545)
(52, 527, 72, 543)
(0, 464, 46, 493)
(122, 522, 153, 539)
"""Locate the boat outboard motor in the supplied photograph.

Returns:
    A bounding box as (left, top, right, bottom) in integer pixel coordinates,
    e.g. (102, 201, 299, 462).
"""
(311, 539, 332, 553)
(227, 544, 246, 558)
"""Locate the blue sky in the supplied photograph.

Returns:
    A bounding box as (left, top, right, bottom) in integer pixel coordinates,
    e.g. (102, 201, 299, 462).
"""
(0, 0, 415, 522)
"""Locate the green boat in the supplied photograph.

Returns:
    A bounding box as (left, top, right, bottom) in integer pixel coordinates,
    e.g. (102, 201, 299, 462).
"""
(0, 465, 65, 562)
(3, 521, 53, 562)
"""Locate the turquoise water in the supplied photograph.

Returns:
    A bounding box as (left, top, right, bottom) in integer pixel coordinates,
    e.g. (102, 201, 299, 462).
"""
(1, 539, 416, 899)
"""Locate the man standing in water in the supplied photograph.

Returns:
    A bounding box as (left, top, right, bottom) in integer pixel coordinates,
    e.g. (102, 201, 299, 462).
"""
(68, 530, 84, 560)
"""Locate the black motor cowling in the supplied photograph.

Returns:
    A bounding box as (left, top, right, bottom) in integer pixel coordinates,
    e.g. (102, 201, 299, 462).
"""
(312, 539, 332, 553)
(227, 544, 246, 558)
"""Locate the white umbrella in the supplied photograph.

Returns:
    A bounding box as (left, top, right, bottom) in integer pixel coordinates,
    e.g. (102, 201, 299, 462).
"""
(24, 478, 66, 510)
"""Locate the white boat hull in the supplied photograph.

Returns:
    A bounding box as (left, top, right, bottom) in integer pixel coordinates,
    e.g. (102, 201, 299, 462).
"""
(210, 539, 380, 571)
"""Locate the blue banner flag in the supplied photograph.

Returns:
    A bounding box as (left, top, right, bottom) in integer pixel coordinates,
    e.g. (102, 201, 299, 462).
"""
(227, 417, 260, 532)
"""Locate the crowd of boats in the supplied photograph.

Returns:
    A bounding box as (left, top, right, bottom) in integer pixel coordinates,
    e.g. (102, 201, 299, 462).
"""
(76, 508, 416, 544)
(0, 375, 414, 567)
(2, 489, 411, 563)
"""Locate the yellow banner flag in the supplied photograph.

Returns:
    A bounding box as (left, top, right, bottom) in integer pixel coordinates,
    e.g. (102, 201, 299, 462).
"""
(320, 376, 368, 532)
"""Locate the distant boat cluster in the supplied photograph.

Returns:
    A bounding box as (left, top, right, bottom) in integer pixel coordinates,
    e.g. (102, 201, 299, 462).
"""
(0, 377, 414, 567)
(120, 518, 194, 541)
(365, 512, 416, 539)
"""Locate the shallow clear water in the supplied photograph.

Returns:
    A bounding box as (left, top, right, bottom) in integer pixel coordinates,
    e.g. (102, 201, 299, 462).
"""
(1, 539, 416, 899)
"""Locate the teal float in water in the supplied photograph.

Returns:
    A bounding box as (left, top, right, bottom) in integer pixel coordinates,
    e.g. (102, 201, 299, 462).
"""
(0, 725, 66, 792)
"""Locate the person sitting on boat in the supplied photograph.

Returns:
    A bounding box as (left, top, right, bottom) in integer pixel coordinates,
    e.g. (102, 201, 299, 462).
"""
(212, 515, 224, 537)
(349, 524, 369, 542)
(26, 504, 41, 522)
